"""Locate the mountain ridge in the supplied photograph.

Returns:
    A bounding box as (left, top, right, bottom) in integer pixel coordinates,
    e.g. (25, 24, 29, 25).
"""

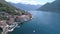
(38, 0, 60, 12)
(0, 0, 32, 34)
(9, 2, 41, 11)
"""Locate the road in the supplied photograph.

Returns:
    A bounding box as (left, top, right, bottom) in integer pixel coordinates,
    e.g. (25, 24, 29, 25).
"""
(1, 22, 18, 34)
(1, 27, 8, 34)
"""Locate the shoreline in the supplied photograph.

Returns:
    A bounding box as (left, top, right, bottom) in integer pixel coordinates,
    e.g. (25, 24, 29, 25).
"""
(7, 16, 32, 32)
(0, 15, 32, 34)
(0, 11, 32, 34)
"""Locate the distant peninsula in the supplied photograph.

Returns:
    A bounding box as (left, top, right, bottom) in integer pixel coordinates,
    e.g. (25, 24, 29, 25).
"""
(38, 0, 60, 12)
(0, 0, 32, 34)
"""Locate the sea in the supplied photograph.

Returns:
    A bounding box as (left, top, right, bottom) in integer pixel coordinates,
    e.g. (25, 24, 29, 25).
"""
(9, 11, 60, 34)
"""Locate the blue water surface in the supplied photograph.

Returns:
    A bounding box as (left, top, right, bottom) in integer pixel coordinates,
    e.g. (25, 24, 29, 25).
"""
(10, 11, 60, 34)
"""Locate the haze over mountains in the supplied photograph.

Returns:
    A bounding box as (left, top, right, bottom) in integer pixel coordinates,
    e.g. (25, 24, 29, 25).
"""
(9, 2, 41, 11)
(38, 0, 60, 12)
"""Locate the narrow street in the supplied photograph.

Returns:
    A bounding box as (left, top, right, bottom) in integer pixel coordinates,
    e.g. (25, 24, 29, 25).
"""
(1, 22, 18, 34)
(1, 27, 8, 34)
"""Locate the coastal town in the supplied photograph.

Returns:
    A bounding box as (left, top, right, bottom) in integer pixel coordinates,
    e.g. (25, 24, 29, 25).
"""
(0, 10, 32, 34)
(0, 0, 32, 34)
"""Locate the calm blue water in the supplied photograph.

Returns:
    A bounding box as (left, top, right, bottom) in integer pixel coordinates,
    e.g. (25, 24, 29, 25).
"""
(10, 11, 60, 34)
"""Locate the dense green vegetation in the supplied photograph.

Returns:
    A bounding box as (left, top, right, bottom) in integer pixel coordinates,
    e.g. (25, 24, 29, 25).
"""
(0, 0, 31, 34)
(0, 2, 16, 20)
(0, 0, 30, 20)
(0, 2, 17, 14)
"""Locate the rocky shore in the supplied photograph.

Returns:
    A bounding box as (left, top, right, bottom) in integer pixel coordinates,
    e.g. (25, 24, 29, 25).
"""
(0, 10, 32, 34)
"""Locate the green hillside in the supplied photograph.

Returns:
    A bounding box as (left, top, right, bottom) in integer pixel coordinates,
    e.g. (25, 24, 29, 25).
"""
(38, 0, 60, 12)
(0, 0, 27, 20)
(0, 0, 17, 14)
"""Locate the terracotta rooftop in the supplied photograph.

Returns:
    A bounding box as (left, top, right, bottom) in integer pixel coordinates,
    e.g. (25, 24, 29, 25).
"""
(0, 20, 7, 28)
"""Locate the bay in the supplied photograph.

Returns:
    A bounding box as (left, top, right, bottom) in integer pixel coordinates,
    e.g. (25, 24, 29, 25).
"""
(10, 11, 60, 34)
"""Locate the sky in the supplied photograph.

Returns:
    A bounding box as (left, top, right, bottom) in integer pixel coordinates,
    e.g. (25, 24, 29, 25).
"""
(5, 0, 55, 5)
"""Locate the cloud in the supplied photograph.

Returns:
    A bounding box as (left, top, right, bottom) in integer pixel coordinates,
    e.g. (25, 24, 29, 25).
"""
(5, 0, 55, 5)
(20, 0, 42, 5)
(5, 0, 47, 5)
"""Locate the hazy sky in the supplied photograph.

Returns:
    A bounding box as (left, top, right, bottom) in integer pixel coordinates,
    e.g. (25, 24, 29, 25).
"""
(5, 0, 55, 5)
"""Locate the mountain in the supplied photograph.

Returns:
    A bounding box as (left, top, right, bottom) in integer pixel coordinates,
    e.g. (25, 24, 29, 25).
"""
(0, 0, 29, 20)
(0, 0, 16, 14)
(9, 2, 41, 11)
(0, 0, 32, 34)
(38, 0, 60, 12)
